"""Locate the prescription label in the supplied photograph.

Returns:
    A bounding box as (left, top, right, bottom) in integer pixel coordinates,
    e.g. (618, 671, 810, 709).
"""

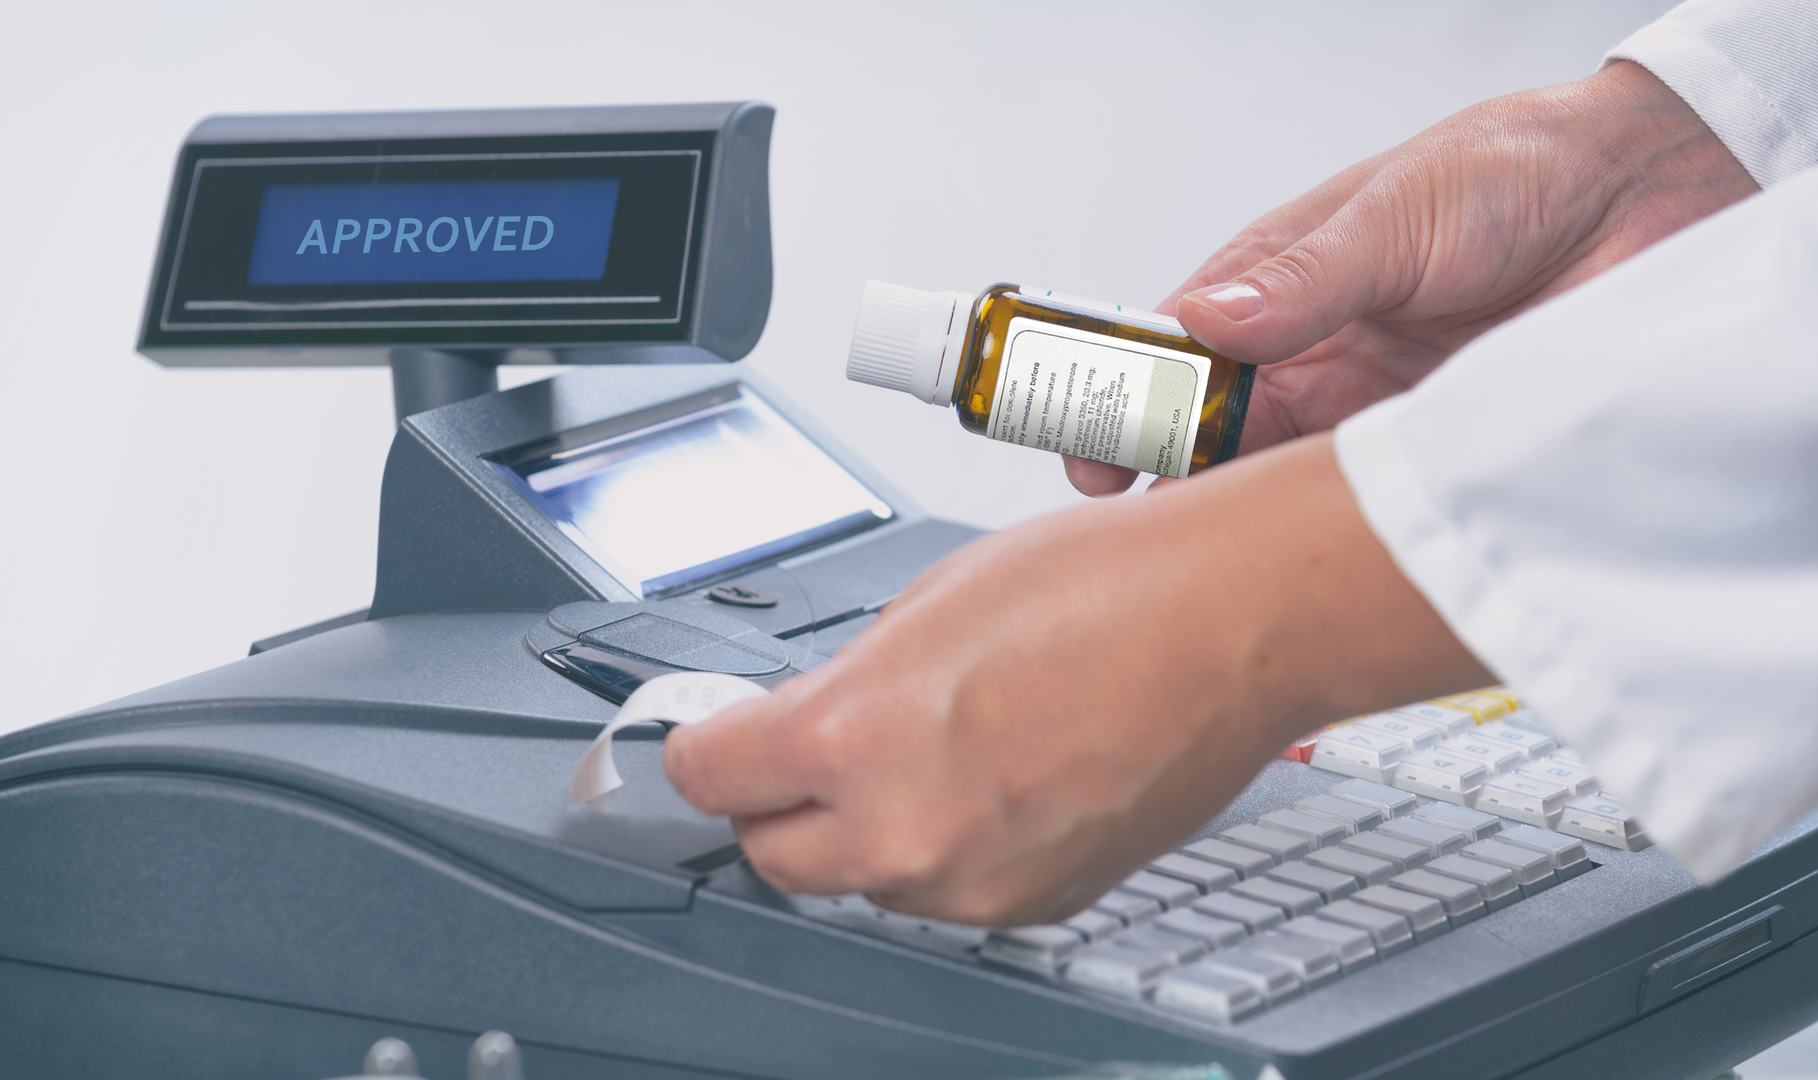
(987, 317, 1212, 478)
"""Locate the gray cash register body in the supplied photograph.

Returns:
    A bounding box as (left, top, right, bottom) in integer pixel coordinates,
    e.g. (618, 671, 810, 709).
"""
(2, 104, 1815, 1080)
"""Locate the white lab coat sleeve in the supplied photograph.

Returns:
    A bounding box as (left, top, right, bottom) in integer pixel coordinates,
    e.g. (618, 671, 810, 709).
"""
(1605, 0, 1818, 187)
(1332, 168, 1818, 885)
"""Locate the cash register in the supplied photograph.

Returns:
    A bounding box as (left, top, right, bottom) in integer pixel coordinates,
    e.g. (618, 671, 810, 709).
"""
(0, 103, 1814, 1080)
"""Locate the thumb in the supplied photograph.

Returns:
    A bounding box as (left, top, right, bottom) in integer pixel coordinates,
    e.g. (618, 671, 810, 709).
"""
(1176, 192, 1416, 365)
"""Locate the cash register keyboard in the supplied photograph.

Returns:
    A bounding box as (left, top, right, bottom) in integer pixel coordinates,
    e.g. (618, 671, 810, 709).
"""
(978, 689, 1652, 1025)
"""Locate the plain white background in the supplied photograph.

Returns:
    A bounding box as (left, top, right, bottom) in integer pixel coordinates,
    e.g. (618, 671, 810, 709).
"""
(0, 1, 1681, 734)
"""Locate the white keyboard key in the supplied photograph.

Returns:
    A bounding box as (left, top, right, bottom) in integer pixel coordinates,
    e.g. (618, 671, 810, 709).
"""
(1393, 747, 1491, 805)
(1327, 778, 1419, 818)
(1280, 914, 1378, 973)
(1355, 712, 1446, 752)
(1230, 877, 1325, 918)
(1293, 792, 1385, 834)
(1477, 773, 1572, 828)
(1518, 757, 1599, 799)
(1063, 941, 1172, 996)
(1153, 963, 1267, 1022)
(1266, 860, 1361, 903)
(1387, 702, 1477, 737)
(1376, 817, 1472, 858)
(1462, 839, 1558, 897)
(1501, 708, 1551, 734)
(1256, 809, 1349, 850)
(1389, 869, 1485, 926)
(1304, 846, 1397, 888)
(1353, 884, 1449, 943)
(1222, 823, 1310, 863)
(1308, 727, 1409, 784)
(1149, 852, 1239, 894)
(1119, 869, 1201, 909)
(1426, 854, 1520, 912)
(1116, 925, 1210, 966)
(1063, 908, 1123, 941)
(1155, 907, 1249, 949)
(981, 925, 1084, 974)
(1412, 803, 1503, 842)
(1316, 898, 1415, 956)
(1445, 735, 1525, 776)
(1092, 888, 1162, 925)
(1469, 721, 1558, 762)
(1339, 830, 1432, 872)
(1242, 931, 1342, 988)
(1559, 793, 1652, 851)
(1495, 824, 1593, 880)
(1179, 838, 1274, 879)
(1193, 892, 1287, 934)
(1550, 747, 1589, 766)
(1202, 949, 1303, 1004)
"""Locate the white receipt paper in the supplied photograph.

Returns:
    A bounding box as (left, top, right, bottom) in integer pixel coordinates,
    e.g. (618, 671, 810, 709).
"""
(569, 672, 770, 804)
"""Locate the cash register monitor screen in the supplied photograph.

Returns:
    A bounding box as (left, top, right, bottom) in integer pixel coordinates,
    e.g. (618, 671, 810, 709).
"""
(151, 139, 707, 344)
(490, 387, 893, 597)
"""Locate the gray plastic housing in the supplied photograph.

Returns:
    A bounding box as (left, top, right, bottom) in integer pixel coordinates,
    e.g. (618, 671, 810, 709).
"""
(138, 102, 774, 367)
(367, 362, 930, 618)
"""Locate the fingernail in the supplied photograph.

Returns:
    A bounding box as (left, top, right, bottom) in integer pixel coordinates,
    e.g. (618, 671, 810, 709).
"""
(1183, 282, 1264, 322)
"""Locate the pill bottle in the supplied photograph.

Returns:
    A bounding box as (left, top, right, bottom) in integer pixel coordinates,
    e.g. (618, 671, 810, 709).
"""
(846, 281, 1254, 478)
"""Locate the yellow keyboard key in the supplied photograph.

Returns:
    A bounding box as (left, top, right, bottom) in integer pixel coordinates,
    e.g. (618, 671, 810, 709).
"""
(1428, 691, 1512, 724)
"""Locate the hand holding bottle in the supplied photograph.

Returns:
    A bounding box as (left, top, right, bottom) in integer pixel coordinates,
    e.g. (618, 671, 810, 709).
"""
(1065, 60, 1756, 497)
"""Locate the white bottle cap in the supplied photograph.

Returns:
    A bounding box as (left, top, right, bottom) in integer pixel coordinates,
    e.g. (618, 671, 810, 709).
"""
(846, 280, 970, 407)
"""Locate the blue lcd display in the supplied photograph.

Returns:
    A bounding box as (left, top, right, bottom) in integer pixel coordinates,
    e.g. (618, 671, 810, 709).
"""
(246, 178, 620, 285)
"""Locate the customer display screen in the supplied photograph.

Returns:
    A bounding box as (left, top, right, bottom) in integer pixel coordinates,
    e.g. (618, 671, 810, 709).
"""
(490, 387, 893, 597)
(146, 134, 711, 345)
(247, 179, 621, 285)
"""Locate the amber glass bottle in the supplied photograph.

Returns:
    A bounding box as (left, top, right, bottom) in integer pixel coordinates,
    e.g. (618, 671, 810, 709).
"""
(847, 281, 1253, 477)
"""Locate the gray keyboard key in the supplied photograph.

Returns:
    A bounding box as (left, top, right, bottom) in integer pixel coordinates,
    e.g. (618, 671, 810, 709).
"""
(1304, 846, 1397, 888)
(1316, 898, 1414, 956)
(1063, 908, 1123, 941)
(1280, 914, 1377, 972)
(1294, 793, 1385, 834)
(1222, 823, 1311, 863)
(1478, 773, 1571, 828)
(1203, 948, 1303, 1004)
(1063, 941, 1173, 996)
(1496, 824, 1592, 880)
(1092, 888, 1162, 925)
(1559, 793, 1651, 851)
(1153, 963, 1266, 1023)
(1340, 830, 1432, 872)
(1180, 837, 1274, 879)
(1243, 931, 1342, 988)
(1393, 748, 1492, 805)
(1427, 854, 1520, 911)
(1149, 852, 1239, 894)
(1376, 817, 1472, 859)
(1354, 884, 1449, 942)
(1471, 720, 1558, 761)
(981, 925, 1083, 974)
(1230, 877, 1325, 918)
(1193, 892, 1287, 934)
(1155, 907, 1249, 949)
(1116, 925, 1209, 966)
(1267, 860, 1361, 902)
(1119, 869, 1201, 910)
(1355, 711, 1446, 752)
(1390, 869, 1485, 925)
(1462, 839, 1558, 897)
(1329, 778, 1418, 819)
(1256, 809, 1349, 849)
(1412, 803, 1502, 842)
